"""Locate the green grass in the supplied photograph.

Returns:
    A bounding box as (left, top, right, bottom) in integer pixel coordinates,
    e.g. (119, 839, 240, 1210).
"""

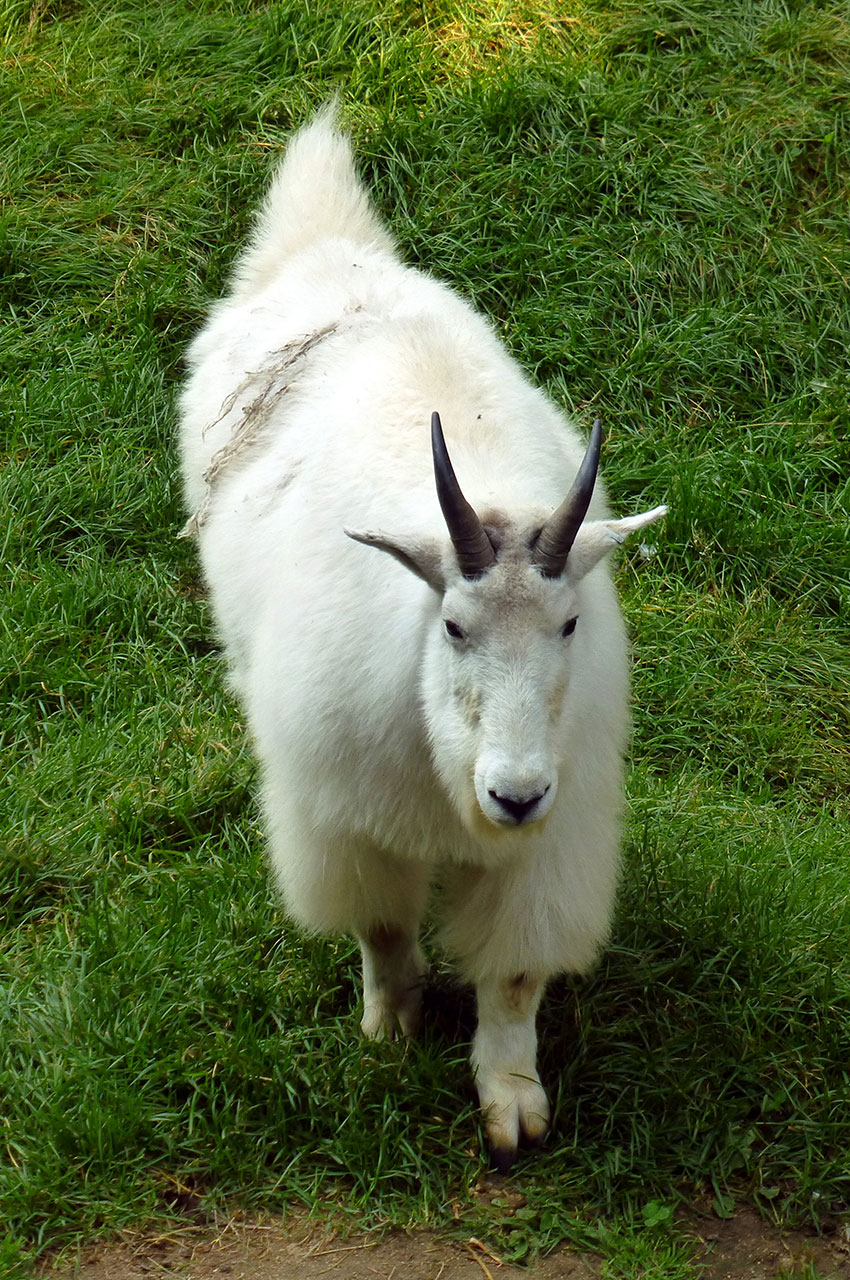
(2, 1, 849, 1276)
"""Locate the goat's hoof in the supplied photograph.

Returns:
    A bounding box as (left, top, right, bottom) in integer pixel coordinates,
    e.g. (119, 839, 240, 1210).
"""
(488, 1143, 517, 1175)
(361, 991, 422, 1041)
(487, 1125, 547, 1174)
(361, 1003, 396, 1041)
(479, 1071, 550, 1168)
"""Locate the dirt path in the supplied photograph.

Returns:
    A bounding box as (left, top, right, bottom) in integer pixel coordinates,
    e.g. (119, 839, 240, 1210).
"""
(39, 1209, 850, 1280)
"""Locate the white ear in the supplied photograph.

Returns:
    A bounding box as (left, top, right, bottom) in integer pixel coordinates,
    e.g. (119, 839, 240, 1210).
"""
(345, 529, 446, 593)
(567, 505, 668, 582)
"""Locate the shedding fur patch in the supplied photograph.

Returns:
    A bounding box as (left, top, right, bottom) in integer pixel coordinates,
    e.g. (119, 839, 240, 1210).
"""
(179, 316, 357, 538)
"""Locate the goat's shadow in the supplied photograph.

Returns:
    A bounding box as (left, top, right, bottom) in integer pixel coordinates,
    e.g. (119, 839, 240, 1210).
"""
(420, 965, 477, 1047)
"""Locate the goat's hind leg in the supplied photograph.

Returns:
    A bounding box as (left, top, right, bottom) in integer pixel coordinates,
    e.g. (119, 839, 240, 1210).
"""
(353, 846, 429, 1040)
(326, 841, 428, 1041)
(266, 801, 428, 1040)
(358, 920, 427, 1041)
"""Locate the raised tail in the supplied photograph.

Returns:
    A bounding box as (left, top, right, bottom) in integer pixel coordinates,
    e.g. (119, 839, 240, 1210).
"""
(229, 104, 395, 298)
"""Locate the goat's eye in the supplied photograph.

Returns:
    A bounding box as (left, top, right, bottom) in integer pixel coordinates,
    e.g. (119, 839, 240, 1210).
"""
(561, 616, 578, 638)
(444, 619, 466, 641)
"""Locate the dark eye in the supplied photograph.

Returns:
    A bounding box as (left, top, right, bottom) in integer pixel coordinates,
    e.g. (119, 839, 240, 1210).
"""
(561, 617, 578, 637)
(444, 619, 466, 640)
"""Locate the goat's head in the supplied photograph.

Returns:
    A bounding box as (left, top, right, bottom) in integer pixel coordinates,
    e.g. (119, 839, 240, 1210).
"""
(348, 414, 666, 836)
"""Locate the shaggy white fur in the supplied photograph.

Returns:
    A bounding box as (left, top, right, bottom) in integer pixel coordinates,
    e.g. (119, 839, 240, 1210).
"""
(179, 108, 666, 1167)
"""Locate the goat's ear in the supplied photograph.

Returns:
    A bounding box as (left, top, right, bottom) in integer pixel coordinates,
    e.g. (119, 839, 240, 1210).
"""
(566, 505, 667, 582)
(345, 529, 447, 593)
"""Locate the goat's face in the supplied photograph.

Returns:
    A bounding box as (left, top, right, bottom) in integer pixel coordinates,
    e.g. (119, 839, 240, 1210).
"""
(347, 413, 666, 835)
(428, 532, 576, 831)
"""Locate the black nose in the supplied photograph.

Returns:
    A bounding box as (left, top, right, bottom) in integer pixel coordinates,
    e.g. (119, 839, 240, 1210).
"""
(488, 788, 549, 825)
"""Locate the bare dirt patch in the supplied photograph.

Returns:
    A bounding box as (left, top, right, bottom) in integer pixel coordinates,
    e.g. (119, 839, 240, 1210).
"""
(38, 1209, 850, 1280)
(686, 1206, 850, 1280)
(39, 1221, 596, 1280)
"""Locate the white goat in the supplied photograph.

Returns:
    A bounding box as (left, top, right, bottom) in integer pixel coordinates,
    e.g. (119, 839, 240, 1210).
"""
(179, 108, 666, 1169)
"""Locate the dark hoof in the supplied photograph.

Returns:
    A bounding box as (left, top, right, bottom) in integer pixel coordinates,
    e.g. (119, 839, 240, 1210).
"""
(488, 1144, 517, 1175)
(521, 1128, 547, 1153)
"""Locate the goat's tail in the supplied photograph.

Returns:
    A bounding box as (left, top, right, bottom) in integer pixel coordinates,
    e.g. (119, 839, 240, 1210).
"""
(229, 103, 394, 298)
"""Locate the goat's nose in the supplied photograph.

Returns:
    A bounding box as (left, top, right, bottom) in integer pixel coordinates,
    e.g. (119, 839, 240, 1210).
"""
(488, 787, 550, 825)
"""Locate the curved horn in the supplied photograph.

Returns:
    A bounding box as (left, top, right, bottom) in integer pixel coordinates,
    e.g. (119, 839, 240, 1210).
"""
(431, 411, 496, 579)
(531, 418, 603, 578)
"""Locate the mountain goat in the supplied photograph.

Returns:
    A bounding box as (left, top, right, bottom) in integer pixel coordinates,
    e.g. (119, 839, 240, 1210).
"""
(179, 108, 666, 1169)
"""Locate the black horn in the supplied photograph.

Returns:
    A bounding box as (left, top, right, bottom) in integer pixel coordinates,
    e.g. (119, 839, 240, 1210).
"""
(531, 419, 603, 578)
(431, 411, 496, 579)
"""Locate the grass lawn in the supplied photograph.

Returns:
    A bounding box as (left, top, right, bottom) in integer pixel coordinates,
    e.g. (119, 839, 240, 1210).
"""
(2, 1, 849, 1276)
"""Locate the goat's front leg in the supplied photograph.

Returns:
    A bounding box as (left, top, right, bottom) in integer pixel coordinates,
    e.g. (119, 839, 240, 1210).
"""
(358, 924, 427, 1041)
(472, 971, 549, 1171)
